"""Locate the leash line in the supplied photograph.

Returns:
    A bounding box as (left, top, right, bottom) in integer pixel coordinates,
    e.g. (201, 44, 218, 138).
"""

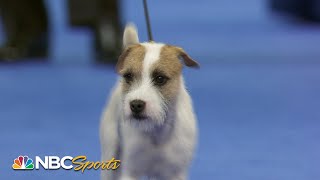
(143, 0, 153, 41)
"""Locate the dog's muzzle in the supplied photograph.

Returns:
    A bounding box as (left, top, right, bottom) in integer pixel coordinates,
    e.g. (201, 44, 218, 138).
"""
(130, 99, 146, 120)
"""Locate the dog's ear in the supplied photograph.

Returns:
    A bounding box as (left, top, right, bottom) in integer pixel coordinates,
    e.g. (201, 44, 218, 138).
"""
(117, 23, 140, 73)
(123, 23, 139, 48)
(116, 47, 132, 73)
(176, 47, 200, 68)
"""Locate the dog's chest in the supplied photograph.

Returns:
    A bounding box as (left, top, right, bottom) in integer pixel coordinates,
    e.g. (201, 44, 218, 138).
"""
(121, 125, 189, 174)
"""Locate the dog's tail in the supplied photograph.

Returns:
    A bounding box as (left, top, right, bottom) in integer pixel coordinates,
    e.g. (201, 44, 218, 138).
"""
(100, 84, 122, 180)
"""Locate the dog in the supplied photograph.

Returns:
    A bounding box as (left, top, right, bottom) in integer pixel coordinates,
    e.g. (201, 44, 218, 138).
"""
(100, 23, 199, 180)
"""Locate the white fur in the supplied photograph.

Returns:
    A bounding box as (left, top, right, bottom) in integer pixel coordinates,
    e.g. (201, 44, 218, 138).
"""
(141, 43, 164, 73)
(123, 23, 139, 48)
(100, 24, 197, 180)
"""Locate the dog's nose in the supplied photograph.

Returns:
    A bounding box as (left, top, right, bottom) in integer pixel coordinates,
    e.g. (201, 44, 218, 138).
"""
(130, 100, 146, 114)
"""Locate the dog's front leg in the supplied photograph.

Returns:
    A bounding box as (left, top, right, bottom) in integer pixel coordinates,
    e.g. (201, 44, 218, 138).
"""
(119, 174, 139, 180)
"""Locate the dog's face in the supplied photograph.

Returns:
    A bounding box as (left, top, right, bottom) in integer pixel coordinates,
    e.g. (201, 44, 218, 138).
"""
(116, 25, 199, 131)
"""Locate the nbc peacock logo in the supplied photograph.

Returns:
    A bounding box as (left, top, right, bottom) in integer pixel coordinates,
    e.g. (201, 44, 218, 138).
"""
(12, 155, 34, 170)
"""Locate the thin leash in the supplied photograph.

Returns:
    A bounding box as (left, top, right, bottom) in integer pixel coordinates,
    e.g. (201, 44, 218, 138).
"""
(143, 0, 154, 42)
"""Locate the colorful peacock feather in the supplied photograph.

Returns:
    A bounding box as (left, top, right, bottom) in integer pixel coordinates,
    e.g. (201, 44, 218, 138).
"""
(12, 155, 34, 170)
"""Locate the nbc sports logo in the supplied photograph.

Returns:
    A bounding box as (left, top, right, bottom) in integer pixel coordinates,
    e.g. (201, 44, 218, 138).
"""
(12, 156, 34, 170)
(12, 155, 120, 172)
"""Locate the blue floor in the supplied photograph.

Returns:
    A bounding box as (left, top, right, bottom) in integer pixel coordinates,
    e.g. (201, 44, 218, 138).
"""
(1, 0, 320, 179)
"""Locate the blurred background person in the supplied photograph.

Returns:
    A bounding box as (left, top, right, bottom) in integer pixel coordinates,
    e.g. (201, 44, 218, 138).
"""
(0, 0, 121, 63)
(0, 0, 49, 60)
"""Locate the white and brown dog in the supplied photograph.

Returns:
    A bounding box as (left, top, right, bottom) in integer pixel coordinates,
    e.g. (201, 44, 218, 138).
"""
(100, 24, 199, 180)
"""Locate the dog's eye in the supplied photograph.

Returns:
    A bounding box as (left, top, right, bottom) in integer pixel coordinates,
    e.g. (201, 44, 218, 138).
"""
(153, 75, 168, 86)
(123, 73, 133, 83)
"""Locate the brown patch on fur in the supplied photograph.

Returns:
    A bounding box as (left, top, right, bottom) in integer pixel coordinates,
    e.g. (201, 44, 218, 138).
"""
(116, 44, 145, 73)
(149, 45, 183, 101)
(117, 44, 146, 93)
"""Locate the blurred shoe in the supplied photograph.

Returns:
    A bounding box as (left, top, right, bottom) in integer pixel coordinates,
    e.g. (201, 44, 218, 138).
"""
(0, 33, 49, 62)
(270, 0, 320, 23)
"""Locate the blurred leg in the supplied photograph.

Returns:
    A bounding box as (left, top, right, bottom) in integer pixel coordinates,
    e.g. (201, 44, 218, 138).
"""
(94, 0, 122, 63)
(68, 0, 122, 63)
(0, 0, 49, 61)
(0, 0, 17, 44)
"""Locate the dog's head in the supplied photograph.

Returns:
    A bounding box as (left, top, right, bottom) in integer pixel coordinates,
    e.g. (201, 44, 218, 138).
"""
(116, 24, 199, 131)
